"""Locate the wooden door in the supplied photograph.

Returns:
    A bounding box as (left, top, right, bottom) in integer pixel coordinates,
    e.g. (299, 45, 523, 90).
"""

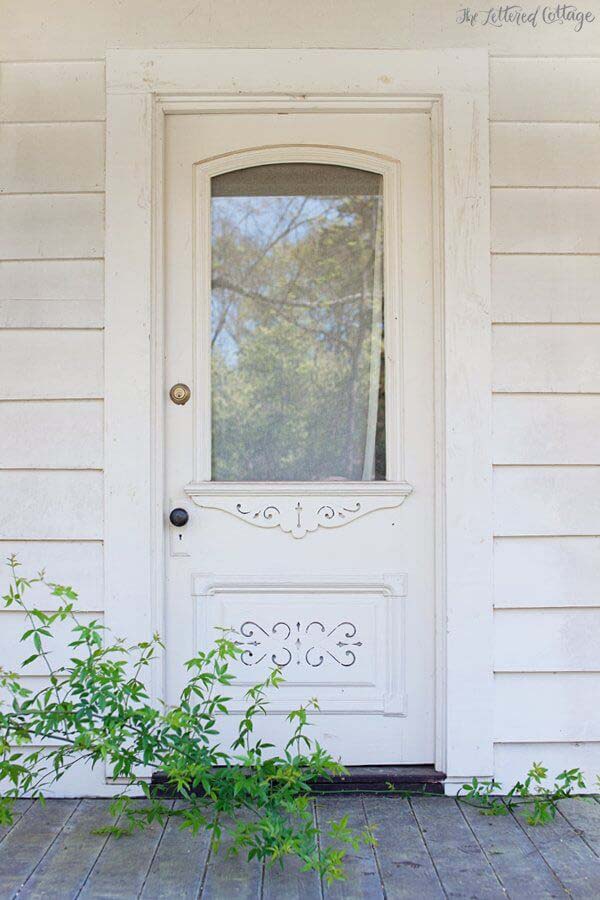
(164, 109, 435, 763)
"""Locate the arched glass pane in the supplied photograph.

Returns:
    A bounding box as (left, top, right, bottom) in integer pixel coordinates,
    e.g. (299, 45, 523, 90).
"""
(210, 162, 385, 482)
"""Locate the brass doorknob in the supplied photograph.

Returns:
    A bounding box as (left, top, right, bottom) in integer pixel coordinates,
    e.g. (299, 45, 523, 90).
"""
(170, 383, 191, 405)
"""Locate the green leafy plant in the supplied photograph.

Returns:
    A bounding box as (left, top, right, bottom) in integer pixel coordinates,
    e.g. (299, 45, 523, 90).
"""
(0, 557, 374, 882)
(458, 762, 587, 825)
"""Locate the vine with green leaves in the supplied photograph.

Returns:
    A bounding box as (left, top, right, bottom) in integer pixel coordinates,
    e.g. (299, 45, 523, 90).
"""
(0, 556, 375, 883)
(457, 764, 592, 825)
(0, 556, 596, 881)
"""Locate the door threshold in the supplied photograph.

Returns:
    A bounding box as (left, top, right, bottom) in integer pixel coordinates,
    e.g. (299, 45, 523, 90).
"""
(151, 765, 446, 797)
(310, 765, 446, 795)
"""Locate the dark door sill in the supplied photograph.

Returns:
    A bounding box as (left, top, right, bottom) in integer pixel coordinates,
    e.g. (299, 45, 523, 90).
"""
(310, 765, 446, 794)
(151, 765, 446, 797)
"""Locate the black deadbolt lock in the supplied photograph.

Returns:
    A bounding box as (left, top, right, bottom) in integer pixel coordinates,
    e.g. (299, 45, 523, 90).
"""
(169, 508, 189, 528)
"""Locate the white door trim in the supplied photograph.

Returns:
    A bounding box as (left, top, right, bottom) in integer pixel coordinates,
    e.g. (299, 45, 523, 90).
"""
(104, 48, 493, 781)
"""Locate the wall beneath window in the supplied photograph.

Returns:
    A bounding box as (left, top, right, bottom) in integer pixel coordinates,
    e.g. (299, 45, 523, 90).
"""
(1, 1, 600, 793)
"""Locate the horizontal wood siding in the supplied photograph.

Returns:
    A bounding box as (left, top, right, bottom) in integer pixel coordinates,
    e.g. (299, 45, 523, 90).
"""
(494, 537, 600, 608)
(0, 400, 103, 468)
(493, 394, 600, 464)
(0, 470, 103, 540)
(0, 259, 103, 300)
(491, 56, 600, 780)
(492, 188, 600, 253)
(0, 540, 104, 610)
(0, 330, 103, 399)
(494, 608, 600, 672)
(493, 325, 600, 393)
(0, 58, 105, 794)
(494, 466, 600, 536)
(490, 58, 600, 122)
(494, 742, 600, 788)
(0, 123, 104, 193)
(494, 673, 600, 742)
(491, 123, 600, 187)
(0, 61, 105, 122)
(2, 611, 98, 674)
(0, 299, 103, 328)
(492, 255, 600, 323)
(0, 258, 104, 327)
(0, 194, 104, 259)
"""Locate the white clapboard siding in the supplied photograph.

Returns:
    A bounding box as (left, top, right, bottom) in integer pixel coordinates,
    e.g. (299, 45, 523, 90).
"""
(493, 325, 600, 392)
(495, 608, 600, 672)
(494, 536, 600, 608)
(494, 742, 600, 790)
(1, 610, 99, 675)
(0, 749, 115, 798)
(0, 400, 103, 468)
(494, 673, 600, 742)
(0, 194, 104, 259)
(493, 395, 600, 464)
(0, 123, 104, 193)
(0, 470, 103, 540)
(0, 540, 103, 610)
(494, 466, 600, 536)
(0, 330, 103, 399)
(0, 299, 103, 328)
(491, 123, 600, 188)
(490, 58, 600, 122)
(0, 679, 54, 708)
(0, 259, 103, 300)
(492, 189, 600, 254)
(492, 255, 600, 323)
(0, 61, 105, 122)
(12, 753, 115, 797)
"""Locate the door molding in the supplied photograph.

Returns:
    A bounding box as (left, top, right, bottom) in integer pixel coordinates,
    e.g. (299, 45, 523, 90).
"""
(105, 48, 493, 782)
(192, 573, 407, 715)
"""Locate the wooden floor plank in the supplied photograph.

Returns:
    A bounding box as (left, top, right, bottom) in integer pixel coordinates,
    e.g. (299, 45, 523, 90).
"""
(410, 798, 506, 899)
(79, 800, 167, 900)
(461, 801, 567, 898)
(512, 806, 600, 898)
(261, 802, 322, 900)
(558, 797, 600, 856)
(200, 811, 262, 900)
(316, 795, 383, 900)
(3, 794, 599, 899)
(363, 796, 445, 899)
(17, 799, 115, 900)
(140, 801, 211, 899)
(0, 799, 78, 898)
(0, 800, 33, 845)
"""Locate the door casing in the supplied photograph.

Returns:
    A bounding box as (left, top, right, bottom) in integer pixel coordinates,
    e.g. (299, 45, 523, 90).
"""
(104, 48, 493, 788)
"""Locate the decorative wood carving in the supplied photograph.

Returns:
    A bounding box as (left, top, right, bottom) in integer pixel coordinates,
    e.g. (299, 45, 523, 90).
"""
(185, 481, 413, 538)
(237, 619, 363, 668)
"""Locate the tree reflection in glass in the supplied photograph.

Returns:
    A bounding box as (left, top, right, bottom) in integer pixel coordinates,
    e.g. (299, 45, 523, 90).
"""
(210, 162, 385, 482)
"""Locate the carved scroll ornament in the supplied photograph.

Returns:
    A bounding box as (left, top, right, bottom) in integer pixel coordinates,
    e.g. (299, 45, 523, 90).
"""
(185, 482, 413, 538)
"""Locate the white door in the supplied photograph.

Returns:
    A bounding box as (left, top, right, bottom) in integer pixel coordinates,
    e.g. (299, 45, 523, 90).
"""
(164, 108, 435, 764)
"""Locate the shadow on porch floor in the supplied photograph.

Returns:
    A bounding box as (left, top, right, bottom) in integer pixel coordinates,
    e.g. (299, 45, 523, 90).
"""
(1, 795, 599, 898)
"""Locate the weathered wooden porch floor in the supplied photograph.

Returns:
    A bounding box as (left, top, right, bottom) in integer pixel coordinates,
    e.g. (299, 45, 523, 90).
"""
(1, 795, 600, 899)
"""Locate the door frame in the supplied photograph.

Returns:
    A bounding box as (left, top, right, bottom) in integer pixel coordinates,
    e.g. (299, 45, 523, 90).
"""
(104, 48, 493, 786)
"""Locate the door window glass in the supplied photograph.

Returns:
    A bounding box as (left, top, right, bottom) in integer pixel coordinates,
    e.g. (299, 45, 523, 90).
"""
(210, 162, 385, 481)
